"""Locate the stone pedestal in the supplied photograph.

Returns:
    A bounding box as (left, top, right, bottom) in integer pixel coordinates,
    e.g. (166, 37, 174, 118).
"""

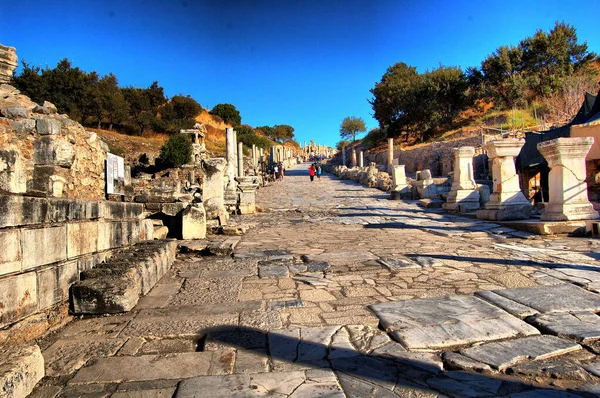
(443, 147, 480, 212)
(538, 137, 598, 221)
(388, 138, 394, 174)
(390, 165, 411, 200)
(415, 169, 436, 199)
(236, 176, 259, 214)
(477, 139, 533, 221)
(182, 204, 206, 240)
(201, 158, 228, 223)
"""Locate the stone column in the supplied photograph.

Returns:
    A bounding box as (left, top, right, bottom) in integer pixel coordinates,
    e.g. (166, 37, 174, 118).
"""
(201, 158, 228, 224)
(225, 128, 236, 192)
(342, 147, 346, 166)
(538, 137, 598, 221)
(233, 130, 238, 177)
(390, 165, 411, 200)
(237, 142, 244, 177)
(351, 148, 357, 168)
(477, 139, 532, 221)
(442, 147, 480, 212)
(358, 150, 364, 168)
(388, 138, 394, 173)
(252, 144, 257, 168)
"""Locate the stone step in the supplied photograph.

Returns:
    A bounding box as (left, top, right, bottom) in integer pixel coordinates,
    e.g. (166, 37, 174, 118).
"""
(0, 344, 44, 398)
(70, 240, 178, 314)
(207, 237, 241, 256)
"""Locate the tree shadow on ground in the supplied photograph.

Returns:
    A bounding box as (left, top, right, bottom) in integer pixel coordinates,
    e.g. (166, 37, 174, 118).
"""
(198, 325, 590, 397)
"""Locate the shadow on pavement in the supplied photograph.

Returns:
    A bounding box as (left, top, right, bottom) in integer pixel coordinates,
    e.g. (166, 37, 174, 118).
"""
(196, 325, 587, 397)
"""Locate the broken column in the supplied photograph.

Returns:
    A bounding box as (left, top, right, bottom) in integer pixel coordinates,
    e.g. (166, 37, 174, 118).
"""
(388, 138, 394, 173)
(477, 139, 532, 221)
(225, 128, 236, 192)
(201, 158, 228, 224)
(415, 169, 437, 199)
(237, 141, 244, 177)
(359, 150, 364, 168)
(0, 44, 18, 84)
(442, 146, 480, 212)
(351, 148, 357, 168)
(390, 165, 411, 200)
(538, 137, 599, 221)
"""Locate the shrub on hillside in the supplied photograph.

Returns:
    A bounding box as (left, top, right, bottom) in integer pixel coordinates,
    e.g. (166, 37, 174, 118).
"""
(160, 134, 192, 167)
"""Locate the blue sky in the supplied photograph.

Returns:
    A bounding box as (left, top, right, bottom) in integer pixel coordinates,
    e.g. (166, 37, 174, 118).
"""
(1, 1, 599, 147)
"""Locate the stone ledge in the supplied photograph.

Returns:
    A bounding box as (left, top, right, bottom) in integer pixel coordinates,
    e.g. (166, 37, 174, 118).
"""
(70, 240, 178, 314)
(0, 343, 44, 398)
(501, 219, 591, 236)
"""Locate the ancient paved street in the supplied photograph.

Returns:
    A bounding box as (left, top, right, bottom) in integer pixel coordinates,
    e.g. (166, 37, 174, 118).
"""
(31, 163, 600, 397)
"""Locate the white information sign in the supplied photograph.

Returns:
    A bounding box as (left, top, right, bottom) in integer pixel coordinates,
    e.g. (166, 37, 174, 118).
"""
(106, 153, 125, 195)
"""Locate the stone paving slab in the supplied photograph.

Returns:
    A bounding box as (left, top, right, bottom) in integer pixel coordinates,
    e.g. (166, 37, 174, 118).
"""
(175, 369, 345, 397)
(460, 335, 581, 371)
(370, 295, 539, 350)
(527, 311, 600, 341)
(302, 251, 378, 263)
(475, 290, 538, 318)
(492, 284, 600, 313)
(69, 350, 235, 384)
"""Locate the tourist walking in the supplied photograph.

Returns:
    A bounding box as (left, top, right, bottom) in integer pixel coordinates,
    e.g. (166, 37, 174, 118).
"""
(316, 165, 322, 182)
(308, 164, 315, 182)
(273, 164, 279, 181)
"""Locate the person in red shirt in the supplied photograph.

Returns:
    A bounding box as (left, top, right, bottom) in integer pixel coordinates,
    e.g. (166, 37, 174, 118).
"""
(309, 164, 315, 182)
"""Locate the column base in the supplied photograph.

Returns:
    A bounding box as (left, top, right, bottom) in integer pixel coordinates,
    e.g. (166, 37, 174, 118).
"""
(442, 189, 480, 212)
(477, 204, 533, 221)
(541, 203, 599, 221)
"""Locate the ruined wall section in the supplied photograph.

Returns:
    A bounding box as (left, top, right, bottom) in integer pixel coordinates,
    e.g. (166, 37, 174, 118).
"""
(0, 84, 107, 200)
(0, 44, 17, 84)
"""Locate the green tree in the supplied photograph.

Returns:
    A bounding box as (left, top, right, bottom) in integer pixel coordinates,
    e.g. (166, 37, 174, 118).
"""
(160, 134, 192, 167)
(339, 116, 366, 142)
(210, 103, 241, 126)
(273, 124, 295, 142)
(158, 95, 202, 135)
(97, 73, 128, 130)
(122, 82, 166, 135)
(12, 60, 49, 105)
(336, 140, 350, 151)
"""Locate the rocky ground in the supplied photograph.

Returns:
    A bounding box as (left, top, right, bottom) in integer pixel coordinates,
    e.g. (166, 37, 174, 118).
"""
(30, 163, 600, 397)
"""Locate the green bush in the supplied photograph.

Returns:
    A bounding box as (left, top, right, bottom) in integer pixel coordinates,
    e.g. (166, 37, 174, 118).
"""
(160, 134, 192, 167)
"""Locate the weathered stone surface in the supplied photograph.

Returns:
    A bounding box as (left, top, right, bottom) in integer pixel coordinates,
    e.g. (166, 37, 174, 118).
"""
(36, 118, 61, 135)
(153, 226, 168, 240)
(0, 149, 26, 193)
(0, 228, 21, 276)
(258, 264, 289, 278)
(207, 237, 240, 256)
(0, 272, 38, 328)
(370, 295, 539, 350)
(460, 335, 581, 371)
(21, 226, 67, 269)
(36, 260, 78, 310)
(378, 257, 420, 270)
(475, 290, 538, 318)
(302, 251, 377, 263)
(443, 352, 493, 373)
(42, 337, 126, 376)
(182, 204, 206, 240)
(492, 284, 600, 313)
(70, 350, 234, 384)
(527, 311, 600, 341)
(0, 344, 44, 398)
(67, 222, 99, 258)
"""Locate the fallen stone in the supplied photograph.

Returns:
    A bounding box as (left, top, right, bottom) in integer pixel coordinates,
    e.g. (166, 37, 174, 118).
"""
(152, 226, 168, 240)
(306, 261, 330, 272)
(218, 225, 249, 235)
(378, 257, 420, 270)
(302, 251, 377, 263)
(475, 290, 538, 318)
(207, 237, 240, 256)
(258, 264, 289, 278)
(492, 283, 600, 313)
(268, 299, 304, 310)
(293, 275, 328, 286)
(460, 335, 581, 371)
(178, 241, 209, 253)
(0, 344, 44, 398)
(288, 263, 308, 274)
(370, 295, 539, 350)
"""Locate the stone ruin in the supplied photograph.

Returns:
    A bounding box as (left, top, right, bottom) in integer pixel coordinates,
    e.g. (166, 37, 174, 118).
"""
(0, 44, 17, 84)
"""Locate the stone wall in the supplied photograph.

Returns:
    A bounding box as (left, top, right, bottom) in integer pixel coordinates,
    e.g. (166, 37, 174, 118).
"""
(0, 84, 107, 200)
(0, 194, 153, 336)
(0, 44, 17, 84)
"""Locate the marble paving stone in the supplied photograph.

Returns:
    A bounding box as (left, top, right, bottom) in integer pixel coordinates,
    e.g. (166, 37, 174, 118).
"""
(43, 337, 126, 376)
(378, 258, 420, 271)
(331, 356, 399, 391)
(329, 326, 360, 359)
(306, 261, 330, 272)
(293, 275, 328, 286)
(70, 350, 235, 384)
(426, 377, 493, 398)
(492, 284, 600, 313)
(268, 299, 304, 310)
(233, 348, 269, 374)
(268, 328, 300, 363)
(372, 347, 443, 375)
(443, 352, 493, 373)
(258, 264, 289, 278)
(475, 291, 538, 318)
(445, 372, 502, 395)
(111, 387, 177, 397)
(370, 295, 539, 350)
(509, 390, 585, 397)
(409, 256, 445, 267)
(583, 361, 600, 377)
(527, 311, 600, 341)
(345, 325, 392, 354)
(460, 335, 581, 371)
(302, 251, 378, 263)
(297, 326, 339, 362)
(336, 373, 400, 398)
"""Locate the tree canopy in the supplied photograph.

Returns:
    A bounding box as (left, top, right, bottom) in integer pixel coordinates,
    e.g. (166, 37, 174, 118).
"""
(210, 103, 241, 126)
(339, 116, 366, 142)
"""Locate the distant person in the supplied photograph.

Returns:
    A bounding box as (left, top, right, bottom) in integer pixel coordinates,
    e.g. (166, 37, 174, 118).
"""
(273, 164, 279, 181)
(309, 164, 315, 182)
(316, 165, 322, 182)
(279, 163, 284, 181)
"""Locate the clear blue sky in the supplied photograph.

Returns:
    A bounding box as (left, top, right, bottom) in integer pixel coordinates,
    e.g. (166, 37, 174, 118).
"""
(1, 1, 599, 147)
